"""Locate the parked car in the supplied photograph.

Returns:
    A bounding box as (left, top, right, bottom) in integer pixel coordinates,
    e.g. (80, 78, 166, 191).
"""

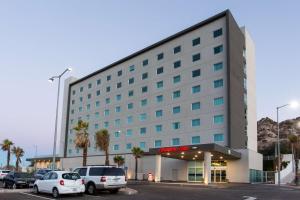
(33, 171, 85, 198)
(2, 172, 35, 189)
(34, 169, 52, 180)
(0, 170, 10, 181)
(73, 166, 127, 195)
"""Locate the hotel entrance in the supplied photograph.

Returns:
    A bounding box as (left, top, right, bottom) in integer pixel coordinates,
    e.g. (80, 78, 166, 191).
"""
(211, 160, 227, 183)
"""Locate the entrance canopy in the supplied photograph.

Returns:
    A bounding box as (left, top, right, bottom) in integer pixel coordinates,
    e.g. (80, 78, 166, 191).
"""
(146, 143, 241, 161)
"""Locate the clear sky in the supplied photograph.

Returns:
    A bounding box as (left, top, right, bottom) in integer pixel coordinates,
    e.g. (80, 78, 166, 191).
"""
(0, 0, 300, 167)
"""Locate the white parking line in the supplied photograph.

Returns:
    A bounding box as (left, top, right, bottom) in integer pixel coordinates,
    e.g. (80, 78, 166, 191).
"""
(19, 192, 55, 200)
(243, 196, 257, 200)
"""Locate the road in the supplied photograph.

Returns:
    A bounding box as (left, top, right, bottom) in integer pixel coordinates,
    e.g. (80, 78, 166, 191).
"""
(1, 181, 300, 200)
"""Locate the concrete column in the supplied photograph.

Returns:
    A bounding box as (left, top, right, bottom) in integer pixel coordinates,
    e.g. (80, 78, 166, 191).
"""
(155, 155, 161, 182)
(204, 152, 211, 184)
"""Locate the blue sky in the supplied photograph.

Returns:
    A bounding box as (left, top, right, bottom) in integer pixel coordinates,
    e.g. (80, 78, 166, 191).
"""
(0, 0, 300, 167)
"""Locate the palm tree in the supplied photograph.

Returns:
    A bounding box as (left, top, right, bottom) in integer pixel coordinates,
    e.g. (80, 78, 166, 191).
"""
(73, 120, 90, 166)
(12, 146, 24, 172)
(113, 155, 125, 167)
(131, 147, 144, 180)
(288, 134, 300, 185)
(1, 139, 14, 169)
(95, 129, 110, 165)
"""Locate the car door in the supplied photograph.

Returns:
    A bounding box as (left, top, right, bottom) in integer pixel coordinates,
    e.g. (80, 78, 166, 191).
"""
(39, 172, 51, 192)
(47, 172, 58, 193)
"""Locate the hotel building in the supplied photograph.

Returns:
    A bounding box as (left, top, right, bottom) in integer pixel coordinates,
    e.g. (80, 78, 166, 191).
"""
(59, 10, 262, 183)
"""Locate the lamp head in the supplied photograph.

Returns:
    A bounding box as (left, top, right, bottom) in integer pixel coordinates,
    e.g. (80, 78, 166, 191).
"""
(67, 67, 72, 72)
(290, 101, 299, 109)
(48, 77, 54, 83)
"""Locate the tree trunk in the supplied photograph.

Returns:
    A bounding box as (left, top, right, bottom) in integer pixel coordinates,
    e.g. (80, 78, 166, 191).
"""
(295, 158, 299, 185)
(16, 159, 19, 172)
(105, 149, 109, 165)
(135, 157, 138, 181)
(83, 146, 87, 166)
(7, 149, 10, 168)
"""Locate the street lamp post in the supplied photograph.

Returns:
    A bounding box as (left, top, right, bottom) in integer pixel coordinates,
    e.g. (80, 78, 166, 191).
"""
(49, 68, 72, 170)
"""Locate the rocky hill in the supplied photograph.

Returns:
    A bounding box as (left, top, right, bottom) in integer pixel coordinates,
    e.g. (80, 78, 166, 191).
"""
(257, 117, 300, 155)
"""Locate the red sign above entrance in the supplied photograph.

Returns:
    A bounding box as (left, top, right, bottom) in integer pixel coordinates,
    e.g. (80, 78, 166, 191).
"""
(159, 146, 189, 153)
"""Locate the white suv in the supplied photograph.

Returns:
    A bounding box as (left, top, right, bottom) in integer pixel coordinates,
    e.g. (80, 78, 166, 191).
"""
(0, 170, 10, 180)
(73, 166, 127, 195)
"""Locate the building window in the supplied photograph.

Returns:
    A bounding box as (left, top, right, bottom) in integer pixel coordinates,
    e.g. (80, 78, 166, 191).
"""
(140, 127, 146, 135)
(126, 143, 132, 150)
(127, 116, 133, 124)
(116, 94, 122, 101)
(117, 82, 122, 89)
(141, 99, 148, 107)
(157, 81, 163, 89)
(172, 138, 180, 146)
(88, 83, 92, 89)
(192, 136, 201, 144)
(128, 90, 134, 97)
(128, 103, 133, 109)
(192, 37, 200, 46)
(140, 113, 147, 121)
(155, 125, 162, 133)
(95, 123, 99, 130)
(115, 106, 121, 113)
(143, 59, 148, 66)
(157, 53, 164, 60)
(71, 109, 74, 114)
(192, 119, 201, 127)
(174, 60, 181, 69)
(113, 144, 119, 151)
(80, 87, 83, 92)
(72, 90, 76, 95)
(79, 97, 83, 102)
(104, 109, 110, 116)
(95, 112, 99, 118)
(117, 70, 122, 76)
(174, 45, 181, 54)
(97, 79, 101, 85)
(126, 129, 133, 137)
(129, 77, 134, 84)
(95, 101, 100, 108)
(86, 115, 90, 120)
(79, 107, 83, 112)
(156, 95, 163, 103)
(214, 45, 223, 54)
(173, 106, 180, 114)
(214, 62, 223, 71)
(192, 85, 201, 94)
(115, 119, 121, 127)
(157, 67, 164, 75)
(192, 53, 201, 62)
(173, 75, 181, 83)
(104, 121, 109, 128)
(213, 28, 223, 38)
(214, 97, 224, 106)
(173, 90, 181, 99)
(155, 110, 163, 118)
(106, 86, 110, 92)
(139, 142, 146, 149)
(192, 69, 201, 77)
(142, 86, 148, 93)
(172, 122, 180, 130)
(114, 131, 120, 138)
(107, 75, 111, 81)
(129, 65, 135, 72)
(214, 133, 224, 142)
(155, 140, 162, 148)
(71, 100, 75, 105)
(96, 90, 101, 96)
(192, 102, 201, 110)
(214, 115, 224, 124)
(142, 72, 148, 80)
(87, 94, 91, 99)
(214, 79, 224, 88)
(105, 98, 110, 104)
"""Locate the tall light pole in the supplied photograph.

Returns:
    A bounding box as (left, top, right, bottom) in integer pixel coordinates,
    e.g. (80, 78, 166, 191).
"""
(276, 101, 299, 186)
(49, 68, 72, 170)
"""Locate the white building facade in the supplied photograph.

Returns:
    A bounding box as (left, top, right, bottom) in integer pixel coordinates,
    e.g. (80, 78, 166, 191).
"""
(59, 10, 262, 183)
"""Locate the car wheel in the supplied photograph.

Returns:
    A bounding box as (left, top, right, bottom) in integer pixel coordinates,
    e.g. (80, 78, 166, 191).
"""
(52, 188, 59, 198)
(109, 189, 119, 194)
(33, 185, 39, 194)
(12, 183, 17, 190)
(87, 183, 96, 195)
(3, 182, 7, 188)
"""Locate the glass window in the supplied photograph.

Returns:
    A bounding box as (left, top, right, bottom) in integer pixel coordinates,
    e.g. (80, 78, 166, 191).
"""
(106, 86, 110, 92)
(71, 100, 75, 105)
(174, 45, 181, 54)
(155, 140, 162, 148)
(129, 65, 135, 72)
(155, 125, 162, 133)
(87, 94, 91, 99)
(192, 85, 201, 94)
(71, 109, 74, 114)
(114, 131, 120, 138)
(116, 94, 122, 101)
(117, 82, 122, 88)
(95, 112, 99, 118)
(127, 116, 133, 124)
(156, 95, 163, 103)
(141, 99, 147, 106)
(174, 60, 181, 69)
(97, 79, 101, 85)
(107, 75, 111, 81)
(115, 106, 121, 113)
(128, 90, 134, 97)
(173, 122, 180, 130)
(172, 138, 180, 146)
(115, 119, 121, 126)
(104, 121, 109, 128)
(192, 37, 200, 46)
(157, 67, 164, 74)
(126, 129, 133, 137)
(143, 59, 148, 66)
(214, 45, 223, 54)
(88, 83, 92, 89)
(214, 62, 223, 71)
(192, 119, 201, 127)
(156, 110, 163, 117)
(213, 28, 223, 38)
(157, 53, 164, 60)
(157, 81, 163, 89)
(79, 97, 83, 102)
(117, 70, 122, 76)
(105, 98, 110, 104)
(96, 90, 101, 96)
(214, 79, 224, 88)
(113, 144, 119, 151)
(128, 103, 133, 109)
(140, 127, 146, 135)
(192, 69, 201, 77)
(104, 109, 110, 116)
(214, 115, 224, 124)
(173, 75, 181, 83)
(72, 90, 76, 95)
(142, 86, 148, 93)
(139, 142, 146, 149)
(192, 102, 201, 110)
(214, 133, 224, 142)
(79, 107, 82, 112)
(95, 124, 99, 130)
(126, 143, 132, 150)
(129, 77, 134, 84)
(80, 87, 84, 92)
(192, 53, 201, 62)
(173, 106, 180, 114)
(140, 113, 147, 121)
(95, 101, 100, 108)
(214, 97, 224, 106)
(173, 90, 181, 99)
(142, 72, 148, 80)
(192, 136, 201, 144)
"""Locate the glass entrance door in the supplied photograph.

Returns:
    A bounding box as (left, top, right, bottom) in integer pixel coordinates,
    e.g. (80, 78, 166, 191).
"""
(211, 169, 226, 183)
(187, 161, 203, 182)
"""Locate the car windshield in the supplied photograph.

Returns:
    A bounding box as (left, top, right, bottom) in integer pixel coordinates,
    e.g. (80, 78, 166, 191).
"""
(62, 173, 81, 180)
(89, 168, 125, 176)
(38, 170, 52, 175)
(15, 173, 33, 178)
